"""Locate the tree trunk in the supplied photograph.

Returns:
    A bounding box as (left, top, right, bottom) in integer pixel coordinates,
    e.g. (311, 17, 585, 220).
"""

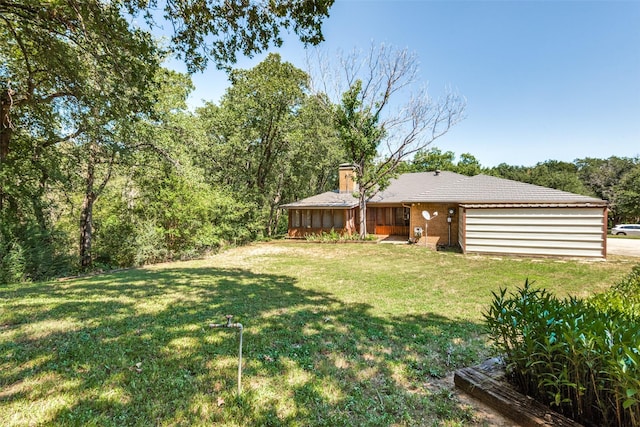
(0, 88, 13, 211)
(359, 191, 367, 239)
(266, 173, 285, 237)
(0, 88, 12, 162)
(79, 144, 97, 269)
(79, 191, 95, 269)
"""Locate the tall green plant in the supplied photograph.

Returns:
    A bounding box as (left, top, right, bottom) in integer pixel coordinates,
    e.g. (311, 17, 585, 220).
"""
(0, 222, 73, 283)
(485, 274, 640, 426)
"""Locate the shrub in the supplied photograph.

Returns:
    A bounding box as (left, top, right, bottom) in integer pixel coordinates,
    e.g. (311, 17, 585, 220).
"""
(484, 271, 640, 426)
(589, 264, 640, 317)
(0, 239, 26, 284)
(0, 222, 73, 283)
(304, 230, 376, 242)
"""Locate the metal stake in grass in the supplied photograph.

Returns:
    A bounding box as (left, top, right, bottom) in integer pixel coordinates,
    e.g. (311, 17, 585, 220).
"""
(209, 315, 244, 395)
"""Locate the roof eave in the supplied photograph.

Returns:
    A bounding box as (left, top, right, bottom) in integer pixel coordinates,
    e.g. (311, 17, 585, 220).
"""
(280, 203, 358, 209)
(459, 201, 608, 208)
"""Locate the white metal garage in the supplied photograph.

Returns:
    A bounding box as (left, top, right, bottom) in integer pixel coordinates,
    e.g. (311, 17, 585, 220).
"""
(460, 205, 607, 258)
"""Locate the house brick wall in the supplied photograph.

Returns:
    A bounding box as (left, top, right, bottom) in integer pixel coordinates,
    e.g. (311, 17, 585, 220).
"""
(410, 203, 460, 247)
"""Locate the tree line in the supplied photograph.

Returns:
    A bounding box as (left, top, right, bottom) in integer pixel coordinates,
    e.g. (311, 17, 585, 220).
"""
(0, 0, 336, 283)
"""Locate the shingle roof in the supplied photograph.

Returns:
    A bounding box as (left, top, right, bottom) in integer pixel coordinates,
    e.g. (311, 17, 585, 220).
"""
(407, 174, 606, 205)
(280, 191, 358, 208)
(281, 172, 607, 208)
(368, 171, 466, 203)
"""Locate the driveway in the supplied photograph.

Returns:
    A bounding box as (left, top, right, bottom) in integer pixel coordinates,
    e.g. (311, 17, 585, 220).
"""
(607, 238, 640, 257)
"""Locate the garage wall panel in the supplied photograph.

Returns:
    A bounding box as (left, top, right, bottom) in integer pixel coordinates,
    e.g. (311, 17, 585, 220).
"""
(463, 207, 605, 258)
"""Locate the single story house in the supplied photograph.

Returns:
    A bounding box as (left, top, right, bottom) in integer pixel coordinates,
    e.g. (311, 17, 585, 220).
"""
(281, 164, 608, 258)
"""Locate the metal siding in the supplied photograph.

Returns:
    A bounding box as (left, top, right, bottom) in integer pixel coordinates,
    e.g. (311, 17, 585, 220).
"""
(458, 208, 466, 251)
(464, 208, 605, 258)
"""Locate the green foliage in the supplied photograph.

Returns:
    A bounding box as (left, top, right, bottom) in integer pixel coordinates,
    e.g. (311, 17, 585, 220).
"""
(91, 173, 254, 267)
(485, 270, 640, 426)
(335, 79, 391, 198)
(410, 147, 482, 176)
(136, 0, 334, 72)
(614, 165, 640, 222)
(0, 238, 25, 284)
(0, 222, 73, 284)
(575, 156, 639, 223)
(1, 0, 336, 275)
(487, 160, 592, 195)
(197, 54, 343, 237)
(304, 229, 376, 242)
(336, 80, 385, 173)
(589, 264, 640, 317)
(0, 0, 161, 147)
(335, 79, 390, 238)
(132, 221, 169, 266)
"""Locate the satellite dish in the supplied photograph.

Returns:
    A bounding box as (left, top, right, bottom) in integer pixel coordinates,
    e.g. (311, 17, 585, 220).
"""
(422, 211, 439, 221)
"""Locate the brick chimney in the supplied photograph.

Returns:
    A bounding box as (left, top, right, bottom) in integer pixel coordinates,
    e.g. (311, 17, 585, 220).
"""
(339, 164, 358, 193)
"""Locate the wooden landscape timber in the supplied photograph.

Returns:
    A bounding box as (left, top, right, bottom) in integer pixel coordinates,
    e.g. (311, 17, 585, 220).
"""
(454, 358, 583, 427)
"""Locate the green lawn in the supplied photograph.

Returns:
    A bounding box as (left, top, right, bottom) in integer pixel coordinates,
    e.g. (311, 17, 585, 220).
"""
(1, 243, 636, 426)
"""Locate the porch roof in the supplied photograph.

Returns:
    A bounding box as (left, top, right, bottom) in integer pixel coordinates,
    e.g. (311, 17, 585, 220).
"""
(280, 191, 358, 209)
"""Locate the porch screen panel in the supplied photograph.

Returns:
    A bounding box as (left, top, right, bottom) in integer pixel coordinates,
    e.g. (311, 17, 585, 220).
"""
(333, 210, 344, 228)
(303, 210, 312, 228)
(394, 208, 404, 225)
(312, 210, 322, 228)
(292, 210, 301, 227)
(375, 208, 393, 225)
(323, 210, 333, 228)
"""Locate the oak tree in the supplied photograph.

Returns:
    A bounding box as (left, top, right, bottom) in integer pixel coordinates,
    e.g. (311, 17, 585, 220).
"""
(198, 54, 342, 236)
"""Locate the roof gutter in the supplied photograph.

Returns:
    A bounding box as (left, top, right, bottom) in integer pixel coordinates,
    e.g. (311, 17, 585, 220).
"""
(459, 202, 608, 209)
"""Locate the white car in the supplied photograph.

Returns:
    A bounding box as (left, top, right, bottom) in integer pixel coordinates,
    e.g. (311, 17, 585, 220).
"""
(611, 224, 640, 236)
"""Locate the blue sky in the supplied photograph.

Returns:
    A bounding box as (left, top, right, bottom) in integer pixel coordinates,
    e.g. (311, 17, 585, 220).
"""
(170, 0, 640, 167)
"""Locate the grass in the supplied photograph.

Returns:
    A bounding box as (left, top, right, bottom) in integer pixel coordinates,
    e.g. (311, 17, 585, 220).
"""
(608, 233, 640, 239)
(0, 243, 637, 426)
